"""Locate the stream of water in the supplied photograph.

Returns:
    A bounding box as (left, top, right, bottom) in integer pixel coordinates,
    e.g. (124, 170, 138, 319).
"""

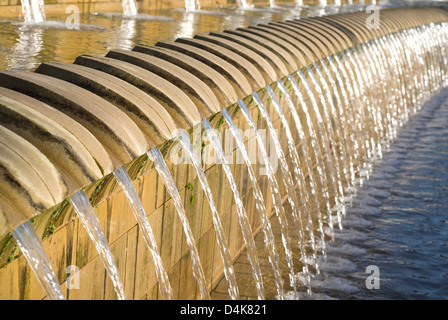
(11, 221, 65, 300)
(113, 166, 173, 300)
(203, 119, 266, 300)
(70, 190, 126, 300)
(147, 147, 210, 300)
(221, 109, 285, 299)
(176, 131, 239, 300)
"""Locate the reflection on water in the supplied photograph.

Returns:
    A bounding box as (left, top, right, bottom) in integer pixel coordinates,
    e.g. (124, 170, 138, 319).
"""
(175, 11, 199, 40)
(108, 18, 137, 51)
(0, 4, 368, 71)
(10, 25, 44, 70)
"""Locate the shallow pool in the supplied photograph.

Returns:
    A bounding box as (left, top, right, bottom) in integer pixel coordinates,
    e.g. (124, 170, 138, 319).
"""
(301, 87, 448, 300)
(0, 4, 365, 71)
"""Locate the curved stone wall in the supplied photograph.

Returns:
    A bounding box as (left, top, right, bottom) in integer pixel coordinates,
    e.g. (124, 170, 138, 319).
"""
(0, 6, 447, 300)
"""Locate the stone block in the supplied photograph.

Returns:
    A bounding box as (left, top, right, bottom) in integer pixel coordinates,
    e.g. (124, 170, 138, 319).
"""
(160, 199, 184, 268)
(0, 258, 20, 300)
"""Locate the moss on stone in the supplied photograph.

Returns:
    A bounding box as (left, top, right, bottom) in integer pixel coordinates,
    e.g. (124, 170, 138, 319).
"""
(89, 178, 107, 208)
(159, 139, 176, 159)
(137, 160, 147, 175)
(8, 245, 18, 263)
(45, 223, 56, 236)
(0, 234, 12, 261)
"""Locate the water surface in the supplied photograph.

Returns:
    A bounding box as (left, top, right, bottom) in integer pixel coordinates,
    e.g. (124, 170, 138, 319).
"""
(302, 88, 448, 300)
(0, 4, 365, 71)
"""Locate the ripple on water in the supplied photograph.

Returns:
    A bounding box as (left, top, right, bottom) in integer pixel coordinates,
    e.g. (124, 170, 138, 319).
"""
(310, 88, 448, 300)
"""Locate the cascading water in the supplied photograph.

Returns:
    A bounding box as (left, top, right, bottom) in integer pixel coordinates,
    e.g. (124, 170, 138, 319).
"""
(237, 99, 306, 295)
(11, 221, 64, 300)
(345, 47, 377, 163)
(252, 92, 316, 281)
(70, 190, 126, 300)
(276, 80, 328, 257)
(175, 131, 239, 300)
(326, 55, 359, 190)
(221, 109, 285, 300)
(353, 44, 383, 158)
(318, 60, 355, 198)
(21, 0, 46, 24)
(299, 25, 448, 300)
(296, 70, 341, 235)
(363, 40, 393, 150)
(305, 66, 345, 228)
(336, 51, 371, 177)
(113, 166, 173, 300)
(122, 0, 138, 16)
(237, 0, 251, 9)
(147, 148, 210, 300)
(341, 50, 373, 164)
(264, 86, 320, 266)
(202, 119, 265, 300)
(330, 54, 366, 171)
(288, 74, 342, 248)
(185, 0, 201, 12)
(384, 35, 411, 125)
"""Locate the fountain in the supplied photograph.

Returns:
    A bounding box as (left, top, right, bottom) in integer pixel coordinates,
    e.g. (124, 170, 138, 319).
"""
(11, 221, 64, 300)
(122, 0, 138, 16)
(174, 131, 239, 300)
(113, 166, 173, 300)
(252, 90, 318, 281)
(70, 190, 126, 300)
(221, 108, 285, 299)
(236, 99, 307, 294)
(237, 0, 252, 9)
(147, 148, 210, 300)
(21, 0, 46, 24)
(202, 119, 265, 300)
(0, 2, 448, 301)
(277, 79, 328, 257)
(185, 0, 201, 12)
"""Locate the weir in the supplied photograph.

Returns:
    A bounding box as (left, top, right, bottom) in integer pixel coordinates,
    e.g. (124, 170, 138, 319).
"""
(0, 2, 447, 300)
